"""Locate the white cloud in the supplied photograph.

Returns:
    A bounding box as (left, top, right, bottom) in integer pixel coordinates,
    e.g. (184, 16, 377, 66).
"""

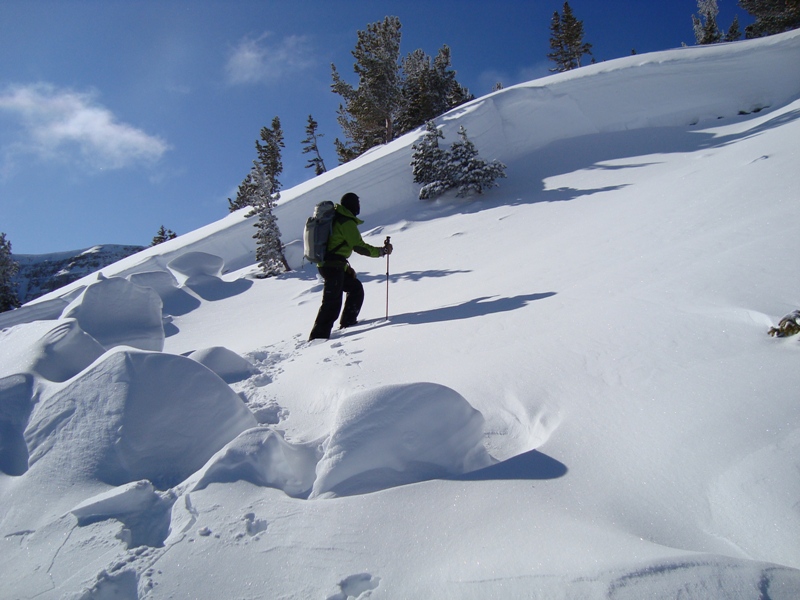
(225, 33, 314, 85)
(0, 83, 169, 172)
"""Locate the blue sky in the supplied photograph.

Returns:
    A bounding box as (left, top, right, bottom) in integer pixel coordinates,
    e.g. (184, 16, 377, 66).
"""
(0, 0, 751, 254)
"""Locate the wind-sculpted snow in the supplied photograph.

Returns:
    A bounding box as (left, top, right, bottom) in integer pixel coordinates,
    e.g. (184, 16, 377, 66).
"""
(24, 349, 257, 488)
(0, 318, 104, 382)
(167, 251, 253, 301)
(185, 427, 320, 498)
(171, 383, 493, 501)
(310, 383, 495, 498)
(128, 270, 200, 317)
(187, 346, 258, 383)
(61, 274, 165, 351)
(0, 374, 33, 476)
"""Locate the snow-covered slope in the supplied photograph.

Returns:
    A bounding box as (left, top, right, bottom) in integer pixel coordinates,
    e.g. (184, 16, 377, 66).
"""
(1, 31, 800, 599)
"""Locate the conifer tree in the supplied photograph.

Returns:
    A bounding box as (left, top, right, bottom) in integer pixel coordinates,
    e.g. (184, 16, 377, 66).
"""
(248, 162, 289, 277)
(548, 2, 593, 72)
(256, 116, 284, 195)
(411, 121, 450, 199)
(725, 14, 743, 40)
(151, 226, 177, 246)
(693, 0, 723, 44)
(0, 232, 21, 312)
(396, 45, 473, 136)
(301, 115, 327, 175)
(739, 0, 800, 38)
(228, 169, 259, 212)
(230, 117, 285, 213)
(411, 123, 506, 200)
(331, 16, 403, 162)
(448, 126, 507, 197)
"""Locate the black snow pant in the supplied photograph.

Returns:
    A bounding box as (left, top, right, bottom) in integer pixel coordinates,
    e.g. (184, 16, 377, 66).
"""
(309, 264, 364, 340)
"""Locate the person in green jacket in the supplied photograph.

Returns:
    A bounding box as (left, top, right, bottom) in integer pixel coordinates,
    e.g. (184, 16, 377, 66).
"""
(309, 192, 393, 340)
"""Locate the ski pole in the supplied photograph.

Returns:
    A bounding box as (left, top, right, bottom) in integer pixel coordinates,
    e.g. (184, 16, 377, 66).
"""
(384, 236, 391, 321)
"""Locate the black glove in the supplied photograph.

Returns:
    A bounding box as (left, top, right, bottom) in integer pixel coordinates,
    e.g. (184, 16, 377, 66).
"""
(381, 242, 393, 256)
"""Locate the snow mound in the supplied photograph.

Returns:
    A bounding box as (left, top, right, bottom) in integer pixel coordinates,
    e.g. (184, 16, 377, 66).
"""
(128, 270, 201, 317)
(310, 383, 494, 498)
(0, 374, 33, 476)
(70, 479, 175, 549)
(187, 346, 258, 383)
(61, 275, 165, 351)
(24, 349, 257, 488)
(167, 251, 252, 301)
(188, 427, 319, 498)
(0, 319, 104, 382)
(167, 251, 224, 278)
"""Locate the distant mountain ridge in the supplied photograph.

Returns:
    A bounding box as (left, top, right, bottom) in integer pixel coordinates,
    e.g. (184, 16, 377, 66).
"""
(12, 244, 145, 304)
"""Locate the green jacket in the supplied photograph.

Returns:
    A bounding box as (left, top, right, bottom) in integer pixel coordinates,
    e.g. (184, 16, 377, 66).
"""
(323, 204, 382, 266)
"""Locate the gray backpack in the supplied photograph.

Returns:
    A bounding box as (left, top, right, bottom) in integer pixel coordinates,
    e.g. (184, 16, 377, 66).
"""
(303, 201, 337, 264)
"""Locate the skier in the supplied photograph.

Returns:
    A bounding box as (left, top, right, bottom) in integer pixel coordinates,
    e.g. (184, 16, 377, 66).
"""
(309, 192, 393, 340)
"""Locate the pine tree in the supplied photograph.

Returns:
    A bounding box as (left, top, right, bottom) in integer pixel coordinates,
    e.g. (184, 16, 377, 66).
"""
(548, 2, 593, 72)
(725, 14, 743, 40)
(411, 123, 506, 200)
(448, 126, 507, 197)
(411, 121, 451, 199)
(256, 116, 284, 195)
(396, 45, 473, 136)
(228, 169, 259, 212)
(739, 0, 800, 38)
(331, 16, 403, 162)
(0, 232, 21, 312)
(301, 115, 327, 176)
(229, 117, 284, 214)
(151, 226, 177, 246)
(248, 162, 289, 277)
(693, 0, 723, 44)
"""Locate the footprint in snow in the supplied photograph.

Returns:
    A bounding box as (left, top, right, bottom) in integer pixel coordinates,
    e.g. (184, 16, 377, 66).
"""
(326, 573, 381, 600)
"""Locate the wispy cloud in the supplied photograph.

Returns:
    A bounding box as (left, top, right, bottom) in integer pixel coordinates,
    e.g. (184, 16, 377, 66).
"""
(225, 33, 314, 85)
(0, 83, 169, 174)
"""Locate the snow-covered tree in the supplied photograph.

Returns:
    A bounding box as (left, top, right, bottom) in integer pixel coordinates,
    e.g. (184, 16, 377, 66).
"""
(548, 2, 593, 72)
(256, 116, 284, 195)
(411, 121, 450, 199)
(411, 123, 506, 200)
(151, 226, 177, 246)
(693, 0, 723, 44)
(739, 0, 800, 38)
(0, 232, 21, 312)
(248, 162, 289, 277)
(448, 126, 507, 197)
(301, 115, 327, 176)
(228, 168, 259, 212)
(229, 117, 284, 213)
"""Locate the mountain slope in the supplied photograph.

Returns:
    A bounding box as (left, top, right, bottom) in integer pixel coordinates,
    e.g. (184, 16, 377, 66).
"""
(1, 31, 800, 599)
(12, 244, 145, 303)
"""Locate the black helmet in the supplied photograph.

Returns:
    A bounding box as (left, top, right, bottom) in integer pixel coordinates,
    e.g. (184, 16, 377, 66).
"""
(341, 192, 360, 216)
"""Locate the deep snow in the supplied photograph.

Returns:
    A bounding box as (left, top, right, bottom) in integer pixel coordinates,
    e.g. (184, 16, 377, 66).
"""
(1, 31, 800, 599)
